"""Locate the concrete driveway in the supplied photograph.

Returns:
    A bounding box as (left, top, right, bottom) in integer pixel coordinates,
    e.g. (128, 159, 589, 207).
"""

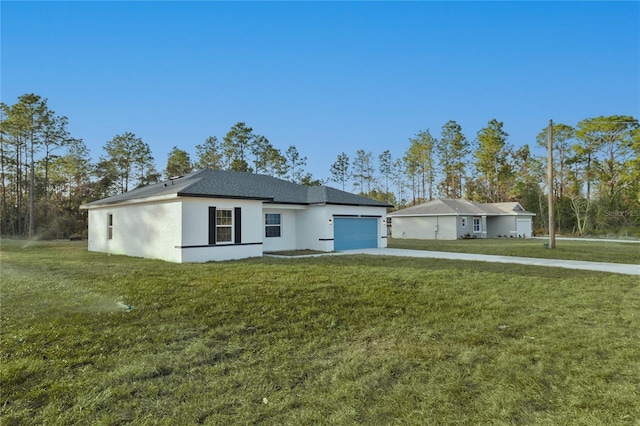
(341, 248, 640, 276)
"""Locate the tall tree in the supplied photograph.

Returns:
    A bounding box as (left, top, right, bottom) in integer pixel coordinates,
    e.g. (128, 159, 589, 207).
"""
(405, 130, 436, 202)
(251, 135, 285, 176)
(262, 145, 287, 178)
(47, 138, 93, 238)
(392, 158, 408, 207)
(195, 136, 223, 170)
(378, 150, 393, 202)
(475, 119, 511, 202)
(437, 120, 469, 198)
(16, 94, 49, 238)
(0, 100, 27, 235)
(40, 111, 71, 223)
(222, 122, 254, 172)
(0, 103, 9, 234)
(165, 146, 193, 178)
(330, 152, 350, 191)
(0, 94, 75, 237)
(3, 94, 70, 237)
(352, 149, 375, 194)
(536, 123, 575, 199)
(98, 132, 156, 194)
(285, 145, 307, 183)
(575, 115, 639, 204)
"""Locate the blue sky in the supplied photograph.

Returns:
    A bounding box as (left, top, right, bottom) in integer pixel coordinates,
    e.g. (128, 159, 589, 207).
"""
(2, 1, 639, 183)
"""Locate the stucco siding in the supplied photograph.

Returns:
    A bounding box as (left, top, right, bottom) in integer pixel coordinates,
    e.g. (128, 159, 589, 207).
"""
(456, 215, 473, 238)
(392, 216, 457, 240)
(180, 198, 263, 262)
(180, 244, 262, 262)
(487, 216, 517, 238)
(262, 207, 299, 252)
(180, 198, 263, 246)
(87, 198, 387, 262)
(437, 216, 457, 240)
(295, 206, 331, 251)
(87, 200, 182, 262)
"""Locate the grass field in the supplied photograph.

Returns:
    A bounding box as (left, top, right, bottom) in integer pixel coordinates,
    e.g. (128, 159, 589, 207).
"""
(388, 237, 640, 264)
(2, 240, 639, 425)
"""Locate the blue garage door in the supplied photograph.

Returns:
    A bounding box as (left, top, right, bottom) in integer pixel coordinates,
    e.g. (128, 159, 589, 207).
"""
(334, 217, 378, 250)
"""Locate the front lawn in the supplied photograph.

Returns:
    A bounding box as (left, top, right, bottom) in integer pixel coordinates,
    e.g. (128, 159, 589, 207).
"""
(1, 240, 639, 425)
(388, 237, 640, 264)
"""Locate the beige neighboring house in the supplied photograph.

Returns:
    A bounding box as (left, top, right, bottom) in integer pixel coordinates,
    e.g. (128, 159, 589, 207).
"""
(388, 199, 535, 240)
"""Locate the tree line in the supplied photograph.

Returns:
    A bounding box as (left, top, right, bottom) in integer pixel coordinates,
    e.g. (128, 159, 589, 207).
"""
(1, 93, 639, 239)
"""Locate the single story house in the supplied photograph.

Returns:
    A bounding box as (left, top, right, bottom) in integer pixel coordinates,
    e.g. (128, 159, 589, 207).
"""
(80, 169, 391, 263)
(388, 198, 535, 240)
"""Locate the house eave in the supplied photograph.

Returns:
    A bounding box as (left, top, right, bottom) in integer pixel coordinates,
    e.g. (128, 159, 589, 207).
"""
(324, 201, 392, 208)
(80, 193, 181, 209)
(389, 212, 536, 217)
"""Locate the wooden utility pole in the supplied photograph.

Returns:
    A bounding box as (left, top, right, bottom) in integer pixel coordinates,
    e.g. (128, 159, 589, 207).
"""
(547, 119, 556, 249)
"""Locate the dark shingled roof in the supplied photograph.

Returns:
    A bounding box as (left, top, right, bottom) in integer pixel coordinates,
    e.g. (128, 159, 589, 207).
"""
(82, 169, 392, 208)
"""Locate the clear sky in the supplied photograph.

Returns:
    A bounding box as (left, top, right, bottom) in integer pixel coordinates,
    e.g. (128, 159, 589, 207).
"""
(2, 1, 639, 183)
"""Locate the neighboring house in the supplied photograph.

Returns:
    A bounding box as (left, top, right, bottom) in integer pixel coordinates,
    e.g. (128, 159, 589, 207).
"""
(80, 169, 391, 263)
(388, 198, 535, 240)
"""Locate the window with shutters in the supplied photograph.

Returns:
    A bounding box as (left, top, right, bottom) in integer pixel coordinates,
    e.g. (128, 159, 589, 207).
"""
(216, 209, 233, 243)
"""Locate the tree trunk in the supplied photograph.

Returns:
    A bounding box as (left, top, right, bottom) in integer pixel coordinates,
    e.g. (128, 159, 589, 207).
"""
(29, 141, 35, 239)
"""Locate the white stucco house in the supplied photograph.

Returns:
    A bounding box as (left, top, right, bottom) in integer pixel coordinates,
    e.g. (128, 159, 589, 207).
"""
(80, 169, 391, 263)
(388, 199, 535, 240)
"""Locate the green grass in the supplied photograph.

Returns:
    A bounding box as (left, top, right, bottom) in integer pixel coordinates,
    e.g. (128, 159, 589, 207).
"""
(2, 240, 639, 425)
(389, 237, 640, 264)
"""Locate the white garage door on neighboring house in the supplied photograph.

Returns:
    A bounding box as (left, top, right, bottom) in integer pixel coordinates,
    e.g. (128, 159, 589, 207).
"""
(516, 218, 532, 237)
(334, 217, 379, 250)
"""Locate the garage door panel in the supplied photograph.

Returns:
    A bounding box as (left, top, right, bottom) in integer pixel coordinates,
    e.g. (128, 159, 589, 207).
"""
(516, 219, 532, 237)
(334, 218, 378, 250)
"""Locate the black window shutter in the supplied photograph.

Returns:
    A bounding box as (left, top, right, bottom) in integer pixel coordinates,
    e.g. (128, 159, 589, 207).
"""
(209, 207, 216, 245)
(234, 207, 242, 244)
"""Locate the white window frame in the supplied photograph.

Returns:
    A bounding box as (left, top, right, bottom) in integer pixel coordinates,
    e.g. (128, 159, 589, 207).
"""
(216, 209, 233, 243)
(265, 213, 281, 238)
(107, 213, 113, 240)
(473, 217, 481, 233)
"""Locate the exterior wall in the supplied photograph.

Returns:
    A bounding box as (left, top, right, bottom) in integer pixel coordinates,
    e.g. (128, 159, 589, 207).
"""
(327, 205, 388, 250)
(391, 216, 457, 240)
(389, 212, 535, 241)
(262, 204, 388, 252)
(180, 198, 263, 262)
(487, 216, 517, 238)
(295, 206, 333, 251)
(486, 216, 532, 238)
(87, 198, 388, 261)
(262, 206, 301, 252)
(467, 216, 489, 238)
(456, 215, 474, 238)
(87, 200, 183, 262)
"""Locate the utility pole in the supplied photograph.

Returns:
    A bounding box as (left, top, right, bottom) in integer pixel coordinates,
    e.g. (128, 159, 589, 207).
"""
(547, 119, 556, 249)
